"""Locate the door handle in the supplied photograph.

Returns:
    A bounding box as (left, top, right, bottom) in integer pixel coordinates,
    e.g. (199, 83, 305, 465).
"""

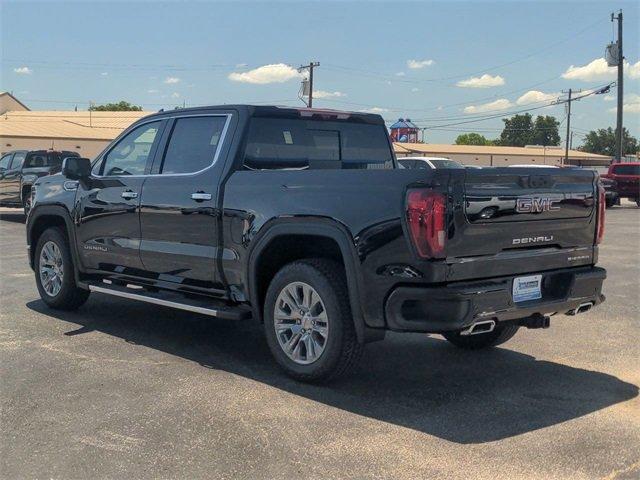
(121, 190, 138, 199)
(191, 192, 212, 201)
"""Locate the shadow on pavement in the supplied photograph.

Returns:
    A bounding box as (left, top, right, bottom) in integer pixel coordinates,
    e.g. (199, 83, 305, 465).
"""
(27, 297, 638, 444)
(0, 211, 26, 224)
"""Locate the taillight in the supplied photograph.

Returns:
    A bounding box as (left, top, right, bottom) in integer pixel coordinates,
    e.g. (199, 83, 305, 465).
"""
(596, 185, 605, 244)
(406, 189, 446, 258)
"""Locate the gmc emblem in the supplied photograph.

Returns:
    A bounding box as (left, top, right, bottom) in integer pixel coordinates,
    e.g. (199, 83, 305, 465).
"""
(515, 197, 560, 213)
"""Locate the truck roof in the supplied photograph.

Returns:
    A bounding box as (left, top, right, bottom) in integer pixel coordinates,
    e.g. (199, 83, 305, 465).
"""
(143, 105, 386, 125)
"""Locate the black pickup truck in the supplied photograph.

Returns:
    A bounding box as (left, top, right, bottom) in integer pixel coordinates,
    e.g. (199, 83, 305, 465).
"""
(0, 149, 80, 215)
(26, 105, 606, 382)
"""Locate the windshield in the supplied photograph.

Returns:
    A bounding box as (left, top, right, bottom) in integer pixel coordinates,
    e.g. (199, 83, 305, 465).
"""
(243, 117, 394, 170)
(429, 159, 463, 169)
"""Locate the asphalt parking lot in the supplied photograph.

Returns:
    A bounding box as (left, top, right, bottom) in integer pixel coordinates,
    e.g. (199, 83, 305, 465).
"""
(1, 204, 638, 480)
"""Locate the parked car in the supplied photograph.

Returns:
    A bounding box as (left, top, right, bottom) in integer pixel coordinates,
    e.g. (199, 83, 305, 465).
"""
(26, 105, 606, 382)
(397, 156, 463, 169)
(600, 177, 619, 208)
(602, 162, 640, 206)
(0, 150, 80, 215)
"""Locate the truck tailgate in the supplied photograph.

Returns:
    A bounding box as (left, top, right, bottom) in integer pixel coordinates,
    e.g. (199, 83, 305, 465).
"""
(446, 167, 597, 260)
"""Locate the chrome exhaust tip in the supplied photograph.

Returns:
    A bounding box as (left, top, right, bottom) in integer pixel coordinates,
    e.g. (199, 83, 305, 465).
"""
(567, 302, 594, 316)
(460, 320, 496, 336)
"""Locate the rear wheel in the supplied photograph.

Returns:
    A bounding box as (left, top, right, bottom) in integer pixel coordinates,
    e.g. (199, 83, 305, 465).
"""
(263, 259, 363, 383)
(34, 227, 90, 310)
(635, 199, 640, 208)
(605, 197, 615, 208)
(443, 323, 519, 350)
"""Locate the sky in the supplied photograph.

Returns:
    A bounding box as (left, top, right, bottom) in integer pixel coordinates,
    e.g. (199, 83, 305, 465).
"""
(1, 0, 639, 145)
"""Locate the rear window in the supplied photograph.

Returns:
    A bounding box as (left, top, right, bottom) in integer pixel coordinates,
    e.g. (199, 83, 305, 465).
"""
(243, 117, 394, 170)
(24, 152, 78, 168)
(612, 164, 640, 175)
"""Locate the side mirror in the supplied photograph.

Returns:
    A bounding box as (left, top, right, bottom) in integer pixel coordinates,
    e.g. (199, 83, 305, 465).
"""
(62, 157, 91, 180)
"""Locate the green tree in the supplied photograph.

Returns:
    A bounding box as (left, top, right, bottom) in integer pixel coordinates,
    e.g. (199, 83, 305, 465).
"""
(89, 101, 142, 111)
(455, 133, 493, 146)
(498, 113, 534, 147)
(498, 114, 561, 147)
(580, 127, 638, 157)
(531, 115, 560, 146)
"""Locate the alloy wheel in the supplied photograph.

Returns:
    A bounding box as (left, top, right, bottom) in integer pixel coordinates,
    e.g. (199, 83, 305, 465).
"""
(39, 241, 64, 297)
(273, 281, 329, 365)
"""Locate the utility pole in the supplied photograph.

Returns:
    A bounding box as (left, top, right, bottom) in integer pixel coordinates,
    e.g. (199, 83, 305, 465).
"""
(570, 131, 574, 150)
(612, 11, 624, 161)
(563, 89, 573, 166)
(299, 61, 320, 107)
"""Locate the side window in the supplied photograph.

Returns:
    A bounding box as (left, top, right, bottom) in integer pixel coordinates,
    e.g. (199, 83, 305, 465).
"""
(0, 154, 12, 170)
(10, 152, 26, 169)
(101, 121, 161, 176)
(160, 116, 228, 174)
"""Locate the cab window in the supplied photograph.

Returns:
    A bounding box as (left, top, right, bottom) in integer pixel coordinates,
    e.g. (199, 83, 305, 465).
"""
(100, 121, 162, 176)
(160, 116, 227, 174)
(9, 152, 26, 169)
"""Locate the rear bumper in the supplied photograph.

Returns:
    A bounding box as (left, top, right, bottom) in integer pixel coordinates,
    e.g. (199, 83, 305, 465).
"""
(385, 266, 606, 333)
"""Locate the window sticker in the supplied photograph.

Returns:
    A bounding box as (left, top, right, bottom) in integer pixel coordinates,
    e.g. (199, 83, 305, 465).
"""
(283, 131, 293, 145)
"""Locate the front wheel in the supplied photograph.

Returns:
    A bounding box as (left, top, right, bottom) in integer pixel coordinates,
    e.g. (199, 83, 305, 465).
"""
(263, 259, 363, 383)
(34, 227, 90, 310)
(443, 323, 519, 350)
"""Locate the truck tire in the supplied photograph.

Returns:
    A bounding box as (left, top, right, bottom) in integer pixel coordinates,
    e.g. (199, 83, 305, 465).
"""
(605, 197, 615, 208)
(263, 259, 363, 383)
(442, 323, 519, 350)
(34, 227, 90, 310)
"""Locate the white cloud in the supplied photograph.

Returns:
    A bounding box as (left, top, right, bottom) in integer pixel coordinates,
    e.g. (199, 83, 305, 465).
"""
(411, 87, 420, 92)
(147, 89, 159, 94)
(407, 59, 434, 69)
(457, 74, 505, 88)
(609, 93, 640, 114)
(100, 72, 108, 76)
(396, 72, 406, 77)
(603, 94, 615, 102)
(171, 92, 180, 98)
(463, 98, 513, 114)
(562, 58, 613, 81)
(628, 61, 640, 79)
(13, 66, 32, 75)
(228, 63, 301, 84)
(313, 90, 346, 99)
(235, 63, 248, 68)
(516, 90, 559, 105)
(164, 77, 180, 84)
(561, 58, 640, 81)
(360, 107, 388, 114)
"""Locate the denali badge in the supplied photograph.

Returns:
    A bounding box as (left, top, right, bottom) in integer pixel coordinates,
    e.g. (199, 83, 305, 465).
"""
(512, 236, 553, 245)
(515, 197, 560, 213)
(83, 244, 108, 252)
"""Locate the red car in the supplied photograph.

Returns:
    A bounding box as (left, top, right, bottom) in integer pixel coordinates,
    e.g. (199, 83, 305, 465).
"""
(602, 162, 640, 207)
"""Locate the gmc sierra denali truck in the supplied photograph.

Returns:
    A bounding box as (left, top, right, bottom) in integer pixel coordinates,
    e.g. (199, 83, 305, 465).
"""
(26, 105, 607, 382)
